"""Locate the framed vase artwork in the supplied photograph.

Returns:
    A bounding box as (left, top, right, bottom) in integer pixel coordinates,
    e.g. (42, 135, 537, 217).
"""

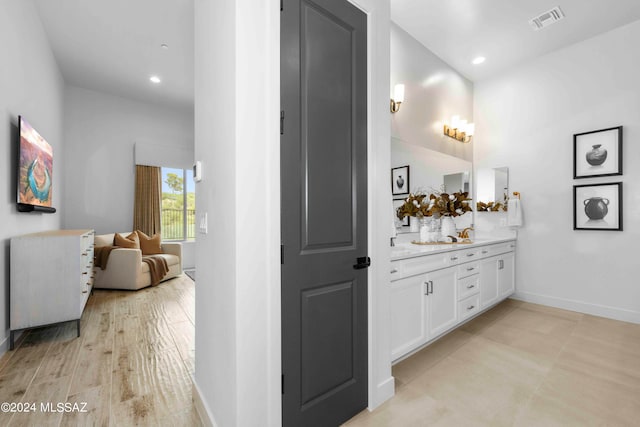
(391, 165, 410, 196)
(573, 126, 622, 179)
(573, 182, 622, 231)
(392, 198, 409, 227)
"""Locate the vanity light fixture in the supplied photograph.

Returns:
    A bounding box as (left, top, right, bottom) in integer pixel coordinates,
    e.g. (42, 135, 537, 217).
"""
(390, 84, 405, 113)
(443, 115, 474, 143)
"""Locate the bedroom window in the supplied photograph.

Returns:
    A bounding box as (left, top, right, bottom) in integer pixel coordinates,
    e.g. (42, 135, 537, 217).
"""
(161, 167, 195, 241)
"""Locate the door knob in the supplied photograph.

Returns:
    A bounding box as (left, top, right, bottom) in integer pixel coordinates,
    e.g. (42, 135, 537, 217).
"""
(353, 257, 371, 270)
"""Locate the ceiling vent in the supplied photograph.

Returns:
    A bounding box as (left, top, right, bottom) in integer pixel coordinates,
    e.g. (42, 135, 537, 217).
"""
(529, 6, 565, 31)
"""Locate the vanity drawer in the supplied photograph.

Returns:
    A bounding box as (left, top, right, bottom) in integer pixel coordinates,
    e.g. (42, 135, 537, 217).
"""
(491, 241, 516, 255)
(457, 262, 480, 279)
(458, 294, 481, 322)
(459, 248, 480, 262)
(398, 253, 452, 279)
(390, 262, 402, 281)
(457, 274, 480, 300)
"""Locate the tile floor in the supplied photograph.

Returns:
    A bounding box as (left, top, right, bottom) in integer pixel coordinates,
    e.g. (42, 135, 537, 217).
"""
(0, 275, 199, 427)
(345, 299, 640, 426)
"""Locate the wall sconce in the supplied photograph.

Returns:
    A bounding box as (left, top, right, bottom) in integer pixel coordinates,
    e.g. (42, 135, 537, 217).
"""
(390, 84, 405, 113)
(443, 115, 474, 143)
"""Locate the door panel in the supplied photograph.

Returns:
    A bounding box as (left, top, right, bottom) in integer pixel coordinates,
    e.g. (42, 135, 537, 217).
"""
(480, 256, 499, 308)
(390, 275, 428, 361)
(281, 0, 368, 425)
(303, 4, 354, 250)
(427, 268, 458, 337)
(300, 281, 355, 406)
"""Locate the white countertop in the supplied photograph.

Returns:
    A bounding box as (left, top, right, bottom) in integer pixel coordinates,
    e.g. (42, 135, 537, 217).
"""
(391, 235, 516, 261)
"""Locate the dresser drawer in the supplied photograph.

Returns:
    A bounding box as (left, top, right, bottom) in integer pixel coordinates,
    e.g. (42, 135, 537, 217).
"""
(457, 274, 480, 300)
(457, 261, 480, 279)
(458, 294, 481, 322)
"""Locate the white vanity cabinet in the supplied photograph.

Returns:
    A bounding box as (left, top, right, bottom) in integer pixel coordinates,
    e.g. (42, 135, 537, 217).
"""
(390, 265, 458, 361)
(390, 275, 428, 360)
(390, 238, 516, 362)
(498, 251, 515, 298)
(427, 267, 458, 337)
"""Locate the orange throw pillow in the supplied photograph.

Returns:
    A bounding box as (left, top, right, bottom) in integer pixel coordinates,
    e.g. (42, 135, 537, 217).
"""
(114, 232, 140, 249)
(136, 230, 163, 255)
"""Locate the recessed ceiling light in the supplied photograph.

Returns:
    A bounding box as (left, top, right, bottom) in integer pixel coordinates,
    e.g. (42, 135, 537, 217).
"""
(149, 75, 161, 84)
(161, 44, 169, 50)
(472, 56, 486, 65)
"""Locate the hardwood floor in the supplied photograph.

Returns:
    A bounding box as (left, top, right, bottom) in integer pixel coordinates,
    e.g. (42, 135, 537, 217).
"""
(0, 275, 199, 427)
(345, 299, 640, 426)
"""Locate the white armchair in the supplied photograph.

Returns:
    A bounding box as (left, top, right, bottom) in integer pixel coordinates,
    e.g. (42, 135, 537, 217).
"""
(93, 232, 183, 290)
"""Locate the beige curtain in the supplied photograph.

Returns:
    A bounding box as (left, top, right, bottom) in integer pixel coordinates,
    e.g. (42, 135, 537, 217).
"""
(133, 165, 161, 236)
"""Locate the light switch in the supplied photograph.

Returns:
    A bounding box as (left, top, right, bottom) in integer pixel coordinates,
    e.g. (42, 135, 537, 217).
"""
(199, 212, 208, 234)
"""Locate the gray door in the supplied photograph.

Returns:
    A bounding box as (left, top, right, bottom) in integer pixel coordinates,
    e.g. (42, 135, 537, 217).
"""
(280, 0, 368, 425)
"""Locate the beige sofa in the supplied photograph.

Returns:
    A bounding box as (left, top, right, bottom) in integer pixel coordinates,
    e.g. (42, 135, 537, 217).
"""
(93, 232, 183, 290)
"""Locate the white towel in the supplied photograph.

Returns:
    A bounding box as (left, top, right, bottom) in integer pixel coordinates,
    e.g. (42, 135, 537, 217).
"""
(507, 198, 523, 227)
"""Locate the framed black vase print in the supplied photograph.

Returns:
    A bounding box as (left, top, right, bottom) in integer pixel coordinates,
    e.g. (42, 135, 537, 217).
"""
(391, 165, 409, 196)
(573, 126, 622, 179)
(573, 182, 622, 231)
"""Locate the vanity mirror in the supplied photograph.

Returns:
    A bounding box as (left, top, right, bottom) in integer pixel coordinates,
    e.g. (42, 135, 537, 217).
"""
(476, 167, 509, 211)
(391, 138, 472, 232)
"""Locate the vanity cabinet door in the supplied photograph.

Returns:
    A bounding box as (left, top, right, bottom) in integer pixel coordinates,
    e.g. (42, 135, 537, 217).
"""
(479, 256, 499, 309)
(426, 267, 458, 338)
(390, 274, 428, 361)
(497, 252, 515, 298)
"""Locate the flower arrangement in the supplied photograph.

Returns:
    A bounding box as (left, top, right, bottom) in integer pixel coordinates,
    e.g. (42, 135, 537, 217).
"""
(476, 201, 505, 212)
(476, 193, 509, 212)
(396, 189, 472, 219)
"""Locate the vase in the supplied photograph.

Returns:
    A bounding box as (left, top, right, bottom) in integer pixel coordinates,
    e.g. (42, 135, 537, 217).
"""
(440, 216, 456, 238)
(586, 144, 607, 166)
(396, 175, 405, 190)
(410, 216, 420, 232)
(418, 217, 429, 243)
(584, 197, 609, 220)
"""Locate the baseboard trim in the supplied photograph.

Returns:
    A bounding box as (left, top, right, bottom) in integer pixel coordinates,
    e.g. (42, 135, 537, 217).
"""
(512, 291, 640, 324)
(192, 380, 217, 427)
(369, 376, 395, 410)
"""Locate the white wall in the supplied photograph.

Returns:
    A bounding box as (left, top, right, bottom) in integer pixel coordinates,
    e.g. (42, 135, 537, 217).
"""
(474, 20, 640, 323)
(390, 22, 473, 162)
(62, 86, 194, 235)
(194, 0, 392, 425)
(0, 0, 65, 352)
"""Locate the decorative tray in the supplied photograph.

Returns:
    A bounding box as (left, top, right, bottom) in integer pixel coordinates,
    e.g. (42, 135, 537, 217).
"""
(411, 240, 473, 245)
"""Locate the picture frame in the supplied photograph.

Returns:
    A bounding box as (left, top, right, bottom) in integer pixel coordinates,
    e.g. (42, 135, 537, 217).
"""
(573, 126, 622, 179)
(573, 182, 622, 231)
(393, 198, 409, 227)
(391, 165, 410, 196)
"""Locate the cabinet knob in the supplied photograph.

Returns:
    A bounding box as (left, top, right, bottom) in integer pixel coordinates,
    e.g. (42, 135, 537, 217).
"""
(390, 268, 398, 274)
(466, 253, 475, 257)
(82, 290, 88, 294)
(466, 267, 475, 272)
(451, 256, 458, 261)
(466, 284, 475, 289)
(482, 250, 489, 254)
(467, 305, 475, 310)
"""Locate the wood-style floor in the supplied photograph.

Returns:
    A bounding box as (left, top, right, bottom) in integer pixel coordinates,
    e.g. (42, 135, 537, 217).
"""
(0, 275, 199, 427)
(345, 299, 640, 426)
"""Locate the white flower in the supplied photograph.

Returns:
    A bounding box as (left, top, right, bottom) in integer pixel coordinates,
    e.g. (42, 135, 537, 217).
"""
(413, 200, 419, 206)
(449, 194, 456, 201)
(456, 208, 463, 214)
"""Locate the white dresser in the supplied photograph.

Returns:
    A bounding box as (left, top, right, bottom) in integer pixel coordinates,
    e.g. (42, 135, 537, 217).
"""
(390, 238, 516, 362)
(10, 229, 95, 349)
